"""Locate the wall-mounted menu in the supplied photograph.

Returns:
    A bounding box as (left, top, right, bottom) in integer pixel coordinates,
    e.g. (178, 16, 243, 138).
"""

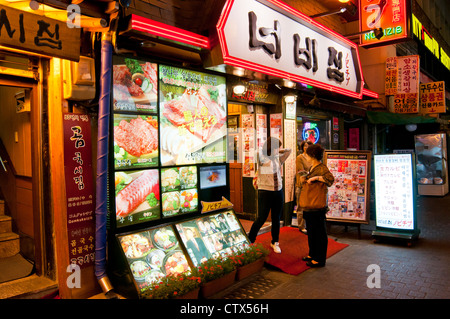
(175, 211, 249, 266)
(113, 56, 158, 113)
(324, 151, 372, 224)
(374, 154, 415, 230)
(113, 114, 159, 169)
(118, 225, 191, 293)
(115, 169, 160, 227)
(161, 166, 198, 218)
(159, 65, 227, 166)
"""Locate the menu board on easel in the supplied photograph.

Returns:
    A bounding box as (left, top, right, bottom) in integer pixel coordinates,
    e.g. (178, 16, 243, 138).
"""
(324, 150, 372, 224)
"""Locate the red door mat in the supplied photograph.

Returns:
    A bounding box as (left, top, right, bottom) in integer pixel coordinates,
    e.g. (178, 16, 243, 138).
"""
(255, 227, 349, 275)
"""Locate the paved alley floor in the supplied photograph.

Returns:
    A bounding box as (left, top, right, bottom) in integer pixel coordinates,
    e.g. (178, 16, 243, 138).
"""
(216, 194, 450, 299)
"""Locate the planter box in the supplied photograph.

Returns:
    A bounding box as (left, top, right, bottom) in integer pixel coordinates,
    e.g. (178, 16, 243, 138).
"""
(236, 258, 265, 281)
(176, 287, 200, 299)
(200, 269, 237, 298)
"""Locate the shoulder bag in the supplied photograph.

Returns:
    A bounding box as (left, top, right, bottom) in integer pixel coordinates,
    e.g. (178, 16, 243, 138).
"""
(299, 181, 327, 210)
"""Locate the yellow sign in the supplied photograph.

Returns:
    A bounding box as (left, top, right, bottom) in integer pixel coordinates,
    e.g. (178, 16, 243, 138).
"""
(201, 197, 233, 214)
(419, 81, 446, 114)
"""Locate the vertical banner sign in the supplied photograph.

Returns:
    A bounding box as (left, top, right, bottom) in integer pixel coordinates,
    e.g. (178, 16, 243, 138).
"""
(385, 56, 398, 95)
(242, 114, 255, 177)
(359, 0, 409, 48)
(419, 81, 446, 114)
(374, 154, 415, 230)
(63, 114, 95, 268)
(393, 55, 420, 113)
(284, 119, 296, 203)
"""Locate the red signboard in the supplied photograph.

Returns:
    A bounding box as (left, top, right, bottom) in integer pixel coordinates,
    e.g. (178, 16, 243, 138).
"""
(359, 0, 410, 48)
(63, 113, 95, 268)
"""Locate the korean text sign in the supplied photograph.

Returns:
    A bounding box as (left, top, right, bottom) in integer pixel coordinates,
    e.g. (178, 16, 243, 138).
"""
(385, 55, 420, 113)
(359, 0, 409, 48)
(63, 114, 95, 268)
(374, 154, 415, 231)
(0, 4, 80, 61)
(419, 81, 446, 114)
(217, 0, 363, 98)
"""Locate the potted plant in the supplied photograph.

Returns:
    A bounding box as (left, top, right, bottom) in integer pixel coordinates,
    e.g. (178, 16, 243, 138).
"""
(232, 243, 269, 280)
(141, 272, 202, 299)
(196, 255, 237, 298)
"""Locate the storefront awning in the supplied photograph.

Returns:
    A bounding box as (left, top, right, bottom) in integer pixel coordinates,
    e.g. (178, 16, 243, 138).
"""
(366, 110, 437, 125)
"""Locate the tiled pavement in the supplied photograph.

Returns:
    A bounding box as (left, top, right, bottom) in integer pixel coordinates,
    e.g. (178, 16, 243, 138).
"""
(216, 194, 450, 299)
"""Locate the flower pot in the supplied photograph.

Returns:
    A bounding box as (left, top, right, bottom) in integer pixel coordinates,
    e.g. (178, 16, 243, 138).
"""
(175, 287, 200, 299)
(236, 258, 265, 281)
(200, 269, 237, 298)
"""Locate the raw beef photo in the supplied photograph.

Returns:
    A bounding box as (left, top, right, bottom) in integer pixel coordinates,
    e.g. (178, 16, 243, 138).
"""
(114, 116, 158, 157)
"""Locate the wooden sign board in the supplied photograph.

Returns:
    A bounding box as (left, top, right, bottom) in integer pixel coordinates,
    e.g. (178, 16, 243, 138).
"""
(0, 4, 80, 61)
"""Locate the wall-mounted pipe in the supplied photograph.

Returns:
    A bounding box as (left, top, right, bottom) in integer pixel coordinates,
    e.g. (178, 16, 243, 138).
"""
(95, 32, 115, 296)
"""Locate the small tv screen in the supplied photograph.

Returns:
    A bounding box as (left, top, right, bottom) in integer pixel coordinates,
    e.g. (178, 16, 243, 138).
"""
(199, 165, 227, 189)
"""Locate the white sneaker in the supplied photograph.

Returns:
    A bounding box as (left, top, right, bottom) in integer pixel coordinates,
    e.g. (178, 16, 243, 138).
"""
(270, 242, 281, 254)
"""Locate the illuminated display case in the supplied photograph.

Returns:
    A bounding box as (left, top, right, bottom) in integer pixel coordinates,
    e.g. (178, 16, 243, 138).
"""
(372, 153, 420, 243)
(415, 133, 448, 196)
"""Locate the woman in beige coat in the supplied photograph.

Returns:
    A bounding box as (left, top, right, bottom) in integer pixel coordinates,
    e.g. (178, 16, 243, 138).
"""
(295, 140, 313, 233)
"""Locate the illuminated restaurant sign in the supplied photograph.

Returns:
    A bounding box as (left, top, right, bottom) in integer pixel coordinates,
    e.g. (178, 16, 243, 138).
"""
(216, 0, 364, 99)
(412, 14, 450, 71)
(359, 0, 410, 48)
(0, 4, 80, 61)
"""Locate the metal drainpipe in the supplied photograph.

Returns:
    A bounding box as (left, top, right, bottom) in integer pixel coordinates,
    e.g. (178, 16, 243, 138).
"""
(95, 31, 115, 296)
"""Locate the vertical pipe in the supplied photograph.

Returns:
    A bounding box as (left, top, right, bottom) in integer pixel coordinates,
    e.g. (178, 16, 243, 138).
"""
(95, 32, 114, 294)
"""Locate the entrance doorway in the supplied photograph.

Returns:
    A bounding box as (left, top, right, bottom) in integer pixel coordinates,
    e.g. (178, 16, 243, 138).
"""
(0, 84, 36, 284)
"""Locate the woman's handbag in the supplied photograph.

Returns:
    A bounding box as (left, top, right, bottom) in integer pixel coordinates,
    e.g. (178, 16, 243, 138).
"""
(299, 181, 327, 210)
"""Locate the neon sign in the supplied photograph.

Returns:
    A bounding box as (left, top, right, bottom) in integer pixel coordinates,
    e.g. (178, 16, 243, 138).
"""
(412, 14, 450, 71)
(302, 122, 319, 144)
(359, 0, 409, 48)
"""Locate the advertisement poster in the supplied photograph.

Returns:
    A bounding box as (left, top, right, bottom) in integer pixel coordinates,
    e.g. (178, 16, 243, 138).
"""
(63, 114, 95, 268)
(325, 151, 371, 223)
(159, 65, 227, 166)
(115, 169, 160, 227)
(113, 114, 159, 169)
(419, 81, 446, 114)
(118, 226, 191, 293)
(393, 56, 420, 113)
(176, 211, 249, 266)
(161, 166, 198, 218)
(270, 113, 283, 142)
(284, 119, 296, 203)
(242, 114, 255, 177)
(374, 154, 415, 230)
(113, 56, 158, 113)
(256, 114, 267, 153)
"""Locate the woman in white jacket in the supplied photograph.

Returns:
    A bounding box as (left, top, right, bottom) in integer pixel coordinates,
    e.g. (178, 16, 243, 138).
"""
(248, 137, 292, 253)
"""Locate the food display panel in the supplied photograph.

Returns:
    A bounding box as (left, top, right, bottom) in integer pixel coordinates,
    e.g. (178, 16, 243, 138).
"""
(118, 225, 191, 293)
(159, 64, 227, 166)
(115, 169, 160, 228)
(324, 151, 371, 224)
(113, 114, 159, 169)
(175, 211, 249, 266)
(113, 56, 158, 113)
(161, 166, 199, 218)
